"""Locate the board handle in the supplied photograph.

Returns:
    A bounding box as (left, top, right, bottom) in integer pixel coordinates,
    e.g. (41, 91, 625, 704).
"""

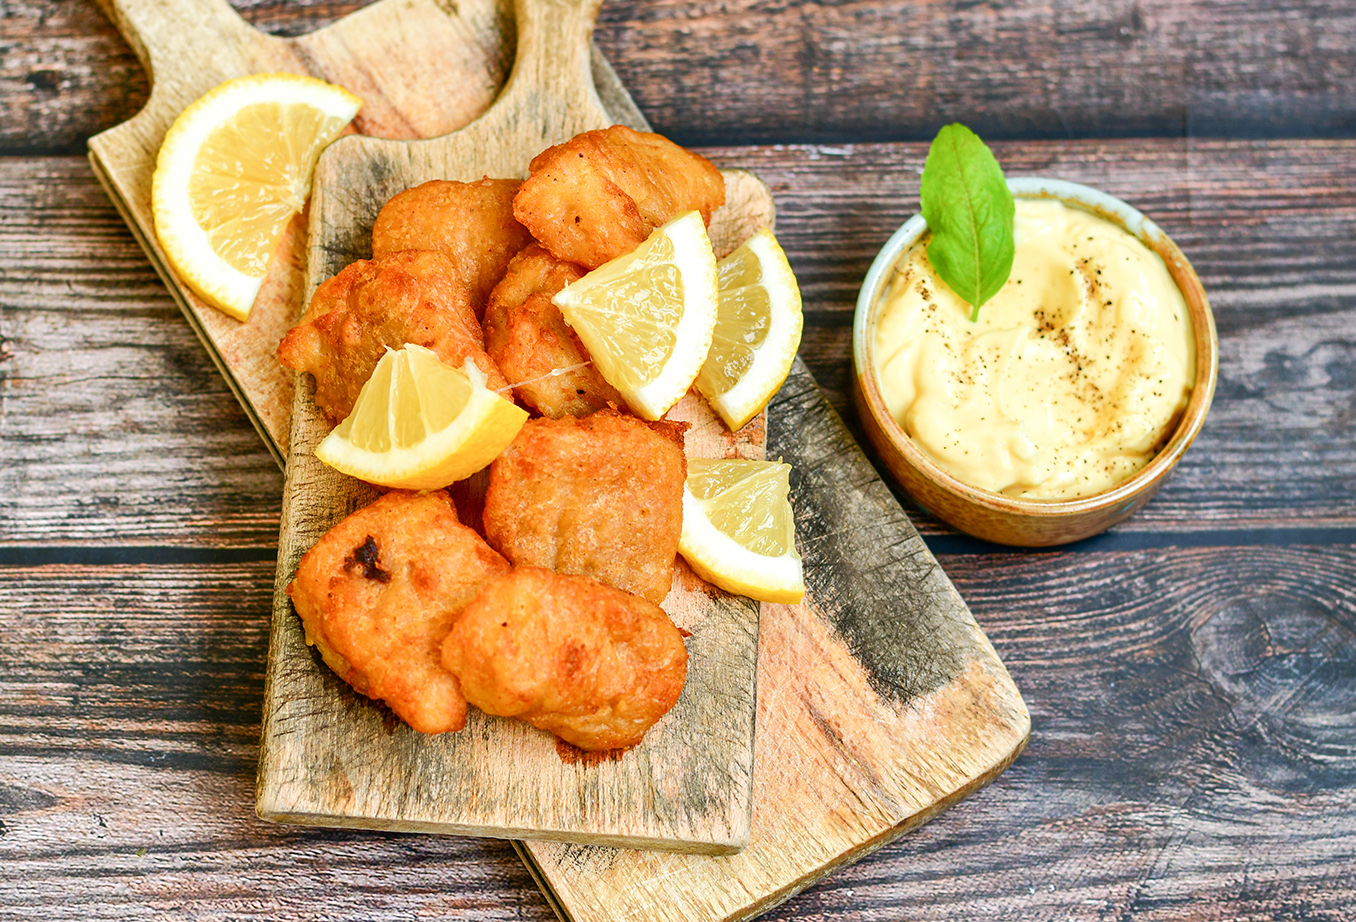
(485, 0, 612, 138)
(92, 0, 275, 88)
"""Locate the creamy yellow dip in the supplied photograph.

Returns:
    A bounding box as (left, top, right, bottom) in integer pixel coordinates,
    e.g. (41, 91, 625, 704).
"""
(873, 198, 1194, 500)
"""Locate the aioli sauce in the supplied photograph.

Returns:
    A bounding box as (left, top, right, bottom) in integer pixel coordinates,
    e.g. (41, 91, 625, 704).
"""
(872, 198, 1194, 500)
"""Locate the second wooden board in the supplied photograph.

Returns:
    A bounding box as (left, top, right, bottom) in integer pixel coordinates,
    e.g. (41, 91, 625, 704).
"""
(517, 360, 1031, 921)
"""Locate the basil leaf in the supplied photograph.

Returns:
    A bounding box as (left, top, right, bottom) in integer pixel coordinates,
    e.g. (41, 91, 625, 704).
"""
(919, 123, 1015, 320)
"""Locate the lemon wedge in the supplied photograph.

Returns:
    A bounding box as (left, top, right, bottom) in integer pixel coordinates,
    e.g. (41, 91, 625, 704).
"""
(695, 229, 804, 431)
(553, 210, 718, 420)
(679, 458, 805, 604)
(315, 344, 527, 490)
(151, 72, 362, 321)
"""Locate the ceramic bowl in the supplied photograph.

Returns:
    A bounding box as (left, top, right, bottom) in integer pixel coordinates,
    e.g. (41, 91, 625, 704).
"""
(852, 178, 1218, 547)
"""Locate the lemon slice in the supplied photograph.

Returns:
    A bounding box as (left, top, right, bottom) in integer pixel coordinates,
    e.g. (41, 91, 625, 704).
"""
(695, 229, 804, 431)
(151, 73, 362, 321)
(679, 458, 805, 604)
(553, 210, 718, 420)
(315, 344, 528, 490)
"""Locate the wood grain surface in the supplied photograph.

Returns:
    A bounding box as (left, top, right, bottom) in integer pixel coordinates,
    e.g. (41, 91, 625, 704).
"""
(14, 1, 1356, 151)
(2, 544, 1352, 919)
(3, 0, 1356, 919)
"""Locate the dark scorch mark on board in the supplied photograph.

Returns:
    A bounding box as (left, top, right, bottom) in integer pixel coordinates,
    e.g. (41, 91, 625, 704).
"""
(768, 359, 975, 704)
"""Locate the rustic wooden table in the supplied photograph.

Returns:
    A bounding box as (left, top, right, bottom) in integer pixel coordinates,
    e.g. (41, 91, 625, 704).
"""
(3, 1, 1354, 919)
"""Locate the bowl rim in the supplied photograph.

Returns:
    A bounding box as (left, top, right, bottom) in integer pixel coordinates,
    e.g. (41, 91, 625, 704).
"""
(852, 177, 1219, 518)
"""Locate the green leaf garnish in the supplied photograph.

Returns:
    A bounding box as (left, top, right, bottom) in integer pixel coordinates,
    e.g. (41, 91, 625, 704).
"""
(919, 123, 1015, 320)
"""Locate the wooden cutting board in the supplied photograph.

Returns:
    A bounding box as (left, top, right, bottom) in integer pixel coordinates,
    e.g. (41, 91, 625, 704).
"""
(260, 392, 765, 854)
(88, 0, 1030, 916)
(257, 0, 771, 855)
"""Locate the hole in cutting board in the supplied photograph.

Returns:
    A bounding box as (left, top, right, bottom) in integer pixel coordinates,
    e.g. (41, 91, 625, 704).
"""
(228, 1, 371, 37)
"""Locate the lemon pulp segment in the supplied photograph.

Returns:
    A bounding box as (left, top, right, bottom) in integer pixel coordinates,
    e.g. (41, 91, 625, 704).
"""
(695, 229, 804, 430)
(680, 458, 804, 603)
(557, 236, 683, 391)
(554, 210, 718, 420)
(316, 344, 526, 490)
(187, 102, 342, 276)
(699, 248, 772, 391)
(687, 459, 798, 556)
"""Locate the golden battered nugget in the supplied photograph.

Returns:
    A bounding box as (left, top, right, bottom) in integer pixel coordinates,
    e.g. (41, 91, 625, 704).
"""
(482, 244, 623, 418)
(482, 410, 686, 605)
(288, 490, 510, 734)
(277, 250, 505, 425)
(371, 178, 533, 317)
(513, 125, 725, 269)
(442, 567, 688, 751)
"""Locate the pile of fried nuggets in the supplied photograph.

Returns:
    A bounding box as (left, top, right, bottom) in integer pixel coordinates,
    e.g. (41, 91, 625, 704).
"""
(277, 126, 728, 751)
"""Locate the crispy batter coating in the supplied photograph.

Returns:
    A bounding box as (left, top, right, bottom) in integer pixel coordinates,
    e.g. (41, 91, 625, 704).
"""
(287, 490, 511, 734)
(442, 567, 688, 750)
(277, 250, 505, 425)
(371, 178, 533, 316)
(483, 244, 623, 418)
(483, 410, 686, 605)
(512, 125, 725, 269)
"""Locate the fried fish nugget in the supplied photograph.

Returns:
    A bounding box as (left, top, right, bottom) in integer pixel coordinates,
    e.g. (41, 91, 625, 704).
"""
(512, 125, 725, 269)
(287, 490, 510, 734)
(483, 409, 686, 605)
(277, 249, 505, 425)
(442, 567, 688, 751)
(483, 244, 623, 417)
(371, 178, 533, 316)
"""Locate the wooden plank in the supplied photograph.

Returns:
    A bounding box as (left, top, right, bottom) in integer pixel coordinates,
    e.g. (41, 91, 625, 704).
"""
(2, 550, 1352, 919)
(0, 561, 553, 920)
(595, 0, 1356, 145)
(871, 544, 1356, 921)
(0, 0, 152, 153)
(4, 139, 1356, 545)
(14, 0, 1356, 153)
(0, 156, 283, 547)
